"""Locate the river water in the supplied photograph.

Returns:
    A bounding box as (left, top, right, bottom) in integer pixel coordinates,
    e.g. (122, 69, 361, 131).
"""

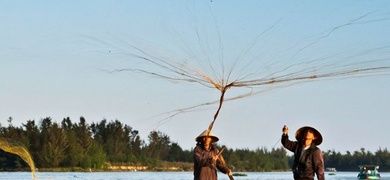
(1, 171, 390, 180)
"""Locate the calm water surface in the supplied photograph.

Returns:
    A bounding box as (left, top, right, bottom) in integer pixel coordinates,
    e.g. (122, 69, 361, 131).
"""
(1, 171, 390, 180)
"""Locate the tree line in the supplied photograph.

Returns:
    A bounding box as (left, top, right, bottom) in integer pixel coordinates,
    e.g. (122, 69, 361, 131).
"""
(0, 116, 389, 172)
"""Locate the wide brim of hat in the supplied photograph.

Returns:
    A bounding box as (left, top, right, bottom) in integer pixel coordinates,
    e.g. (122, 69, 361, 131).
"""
(295, 126, 323, 145)
(195, 130, 219, 142)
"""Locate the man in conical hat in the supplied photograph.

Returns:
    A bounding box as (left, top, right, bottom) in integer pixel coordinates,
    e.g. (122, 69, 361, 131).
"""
(193, 129, 232, 180)
(281, 125, 324, 180)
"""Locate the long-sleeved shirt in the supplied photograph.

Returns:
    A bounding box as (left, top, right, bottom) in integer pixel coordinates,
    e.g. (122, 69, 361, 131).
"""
(282, 134, 325, 180)
(193, 144, 230, 180)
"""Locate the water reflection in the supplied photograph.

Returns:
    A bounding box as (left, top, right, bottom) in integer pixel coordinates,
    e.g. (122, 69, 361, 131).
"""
(1, 171, 390, 180)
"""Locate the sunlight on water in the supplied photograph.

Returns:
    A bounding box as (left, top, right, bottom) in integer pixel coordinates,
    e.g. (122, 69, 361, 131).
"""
(0, 139, 36, 180)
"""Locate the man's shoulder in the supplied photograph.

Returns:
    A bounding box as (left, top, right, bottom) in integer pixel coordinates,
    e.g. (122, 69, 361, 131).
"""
(309, 146, 322, 154)
(194, 144, 203, 151)
(205, 145, 219, 153)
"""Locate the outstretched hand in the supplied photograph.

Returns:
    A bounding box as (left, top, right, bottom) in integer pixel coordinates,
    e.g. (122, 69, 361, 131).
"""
(282, 125, 289, 135)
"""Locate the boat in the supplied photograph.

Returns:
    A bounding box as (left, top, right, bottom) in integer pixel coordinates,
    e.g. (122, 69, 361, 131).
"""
(326, 167, 337, 176)
(357, 165, 381, 179)
(326, 167, 337, 172)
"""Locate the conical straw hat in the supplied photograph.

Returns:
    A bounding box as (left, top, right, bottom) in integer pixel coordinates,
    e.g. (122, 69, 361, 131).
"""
(195, 129, 219, 142)
(295, 126, 323, 145)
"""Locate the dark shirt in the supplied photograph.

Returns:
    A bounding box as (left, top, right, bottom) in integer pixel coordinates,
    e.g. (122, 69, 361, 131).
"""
(281, 134, 325, 180)
(193, 144, 229, 180)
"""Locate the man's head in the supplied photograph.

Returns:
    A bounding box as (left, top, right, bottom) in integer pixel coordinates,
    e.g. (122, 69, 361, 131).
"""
(295, 126, 322, 146)
(302, 129, 317, 146)
(195, 129, 219, 143)
(202, 136, 214, 145)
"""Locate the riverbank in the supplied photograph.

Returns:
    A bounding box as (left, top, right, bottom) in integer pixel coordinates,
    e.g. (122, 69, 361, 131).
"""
(24, 161, 193, 172)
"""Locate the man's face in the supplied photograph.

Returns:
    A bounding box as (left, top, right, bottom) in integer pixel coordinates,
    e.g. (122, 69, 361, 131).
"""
(305, 130, 316, 141)
(302, 130, 317, 146)
(204, 136, 213, 145)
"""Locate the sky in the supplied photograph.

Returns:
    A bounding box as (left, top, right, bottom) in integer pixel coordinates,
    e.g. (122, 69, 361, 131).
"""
(1, 1, 390, 154)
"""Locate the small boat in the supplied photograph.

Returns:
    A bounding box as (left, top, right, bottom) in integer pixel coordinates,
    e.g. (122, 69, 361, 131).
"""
(357, 165, 381, 179)
(326, 167, 337, 176)
(325, 167, 337, 172)
(232, 172, 247, 176)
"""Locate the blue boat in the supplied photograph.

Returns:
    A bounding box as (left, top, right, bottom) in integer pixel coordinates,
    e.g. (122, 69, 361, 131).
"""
(357, 165, 381, 179)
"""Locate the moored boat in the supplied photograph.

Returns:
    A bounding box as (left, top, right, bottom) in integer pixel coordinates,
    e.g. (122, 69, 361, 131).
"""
(357, 165, 380, 179)
(326, 167, 337, 172)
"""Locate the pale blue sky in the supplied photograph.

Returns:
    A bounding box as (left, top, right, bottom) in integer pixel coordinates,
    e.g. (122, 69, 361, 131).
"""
(1, 1, 390, 153)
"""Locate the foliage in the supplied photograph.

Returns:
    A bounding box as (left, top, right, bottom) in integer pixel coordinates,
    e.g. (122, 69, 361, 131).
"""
(0, 117, 389, 172)
(323, 148, 390, 171)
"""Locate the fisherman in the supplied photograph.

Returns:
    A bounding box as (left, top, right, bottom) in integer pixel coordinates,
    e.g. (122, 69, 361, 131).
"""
(193, 129, 233, 180)
(281, 125, 325, 180)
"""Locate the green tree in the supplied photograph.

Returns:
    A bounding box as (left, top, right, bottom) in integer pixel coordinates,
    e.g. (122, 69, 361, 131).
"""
(145, 130, 171, 161)
(61, 117, 83, 167)
(166, 142, 184, 162)
(129, 129, 143, 158)
(22, 120, 41, 167)
(86, 141, 106, 169)
(90, 119, 135, 163)
(40, 118, 68, 167)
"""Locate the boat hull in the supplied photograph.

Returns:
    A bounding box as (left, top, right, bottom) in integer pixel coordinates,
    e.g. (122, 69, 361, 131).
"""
(357, 174, 381, 180)
(357, 165, 381, 180)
